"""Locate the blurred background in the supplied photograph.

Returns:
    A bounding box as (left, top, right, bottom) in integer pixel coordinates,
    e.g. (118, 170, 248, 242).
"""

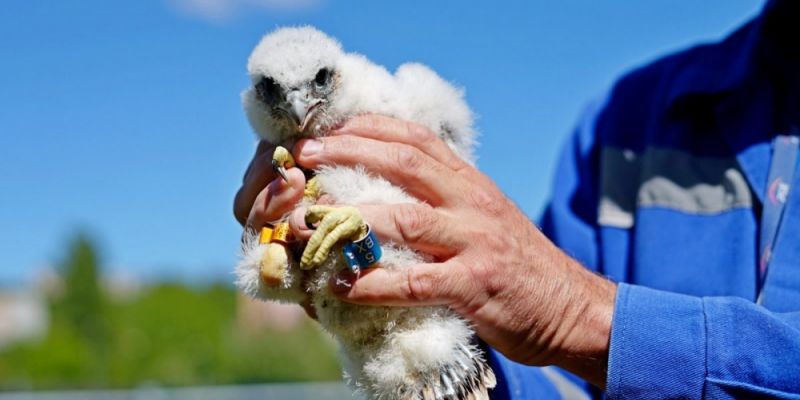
(0, 0, 763, 397)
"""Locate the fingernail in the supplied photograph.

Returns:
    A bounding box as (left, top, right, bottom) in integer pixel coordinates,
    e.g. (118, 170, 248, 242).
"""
(299, 139, 323, 157)
(330, 269, 356, 294)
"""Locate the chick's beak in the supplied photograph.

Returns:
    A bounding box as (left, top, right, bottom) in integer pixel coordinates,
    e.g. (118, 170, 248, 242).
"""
(285, 89, 308, 126)
(282, 89, 322, 132)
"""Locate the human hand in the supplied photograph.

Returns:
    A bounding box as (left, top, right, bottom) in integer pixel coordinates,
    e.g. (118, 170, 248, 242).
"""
(286, 115, 617, 388)
(233, 140, 319, 317)
(233, 141, 307, 229)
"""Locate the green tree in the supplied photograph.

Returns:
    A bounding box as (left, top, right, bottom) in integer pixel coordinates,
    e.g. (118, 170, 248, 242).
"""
(0, 233, 341, 390)
(58, 233, 108, 379)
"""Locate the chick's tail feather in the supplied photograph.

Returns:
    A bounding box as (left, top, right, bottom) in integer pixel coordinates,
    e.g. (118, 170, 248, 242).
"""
(412, 343, 496, 400)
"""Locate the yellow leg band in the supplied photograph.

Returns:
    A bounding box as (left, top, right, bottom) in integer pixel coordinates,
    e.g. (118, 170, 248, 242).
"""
(259, 223, 294, 246)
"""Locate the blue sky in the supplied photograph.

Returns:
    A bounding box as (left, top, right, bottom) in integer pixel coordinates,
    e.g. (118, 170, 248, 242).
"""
(0, 0, 764, 285)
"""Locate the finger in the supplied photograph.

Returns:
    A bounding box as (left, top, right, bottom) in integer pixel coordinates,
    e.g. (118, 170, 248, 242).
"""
(328, 261, 471, 306)
(294, 136, 467, 207)
(331, 114, 470, 172)
(244, 141, 276, 182)
(288, 207, 315, 240)
(235, 141, 278, 225)
(360, 204, 464, 258)
(245, 167, 306, 230)
(289, 203, 465, 258)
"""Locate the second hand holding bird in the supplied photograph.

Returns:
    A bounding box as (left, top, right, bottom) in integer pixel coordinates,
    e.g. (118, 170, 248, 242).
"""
(282, 114, 617, 390)
(270, 145, 372, 271)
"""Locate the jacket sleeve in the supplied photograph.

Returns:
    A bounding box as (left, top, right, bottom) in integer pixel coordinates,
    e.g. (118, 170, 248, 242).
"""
(608, 284, 800, 399)
(492, 91, 800, 399)
(540, 95, 800, 398)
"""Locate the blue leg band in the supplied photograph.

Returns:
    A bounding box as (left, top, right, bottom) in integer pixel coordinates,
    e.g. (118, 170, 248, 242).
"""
(342, 225, 382, 273)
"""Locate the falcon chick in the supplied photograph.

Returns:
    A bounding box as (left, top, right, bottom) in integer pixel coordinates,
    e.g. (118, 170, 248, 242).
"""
(236, 26, 494, 400)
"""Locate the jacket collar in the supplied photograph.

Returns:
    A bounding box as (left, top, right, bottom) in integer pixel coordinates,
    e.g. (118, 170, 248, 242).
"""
(664, 1, 797, 204)
(664, 3, 769, 108)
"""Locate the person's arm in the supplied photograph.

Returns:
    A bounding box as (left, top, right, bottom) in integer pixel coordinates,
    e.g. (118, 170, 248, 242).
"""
(286, 113, 800, 398)
(485, 96, 611, 399)
(534, 97, 800, 398)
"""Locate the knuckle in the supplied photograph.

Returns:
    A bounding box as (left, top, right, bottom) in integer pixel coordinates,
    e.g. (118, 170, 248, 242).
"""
(405, 267, 435, 302)
(469, 189, 505, 216)
(391, 145, 425, 171)
(463, 259, 497, 297)
(473, 258, 494, 282)
(488, 233, 507, 254)
(394, 204, 433, 244)
(404, 120, 436, 144)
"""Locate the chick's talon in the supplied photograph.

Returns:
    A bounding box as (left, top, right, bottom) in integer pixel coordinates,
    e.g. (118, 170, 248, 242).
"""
(301, 205, 368, 270)
(272, 146, 295, 182)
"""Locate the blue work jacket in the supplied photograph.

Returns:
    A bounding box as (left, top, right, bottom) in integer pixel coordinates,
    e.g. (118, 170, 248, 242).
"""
(488, 1, 800, 398)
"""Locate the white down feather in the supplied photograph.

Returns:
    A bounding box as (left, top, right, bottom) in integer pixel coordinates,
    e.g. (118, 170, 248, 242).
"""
(235, 26, 494, 400)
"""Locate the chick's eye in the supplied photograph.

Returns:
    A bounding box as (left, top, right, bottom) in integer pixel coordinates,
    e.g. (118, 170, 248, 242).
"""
(255, 77, 277, 103)
(314, 68, 330, 87)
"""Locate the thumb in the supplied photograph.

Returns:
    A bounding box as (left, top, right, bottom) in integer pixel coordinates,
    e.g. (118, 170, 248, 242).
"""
(328, 261, 467, 307)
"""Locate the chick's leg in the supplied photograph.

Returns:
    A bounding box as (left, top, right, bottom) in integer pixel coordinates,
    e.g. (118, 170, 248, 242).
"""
(258, 224, 294, 287)
(260, 241, 289, 287)
(256, 146, 297, 287)
(301, 205, 369, 270)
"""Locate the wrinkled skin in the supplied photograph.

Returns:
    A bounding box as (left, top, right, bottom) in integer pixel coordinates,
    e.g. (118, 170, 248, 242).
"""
(234, 114, 616, 389)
